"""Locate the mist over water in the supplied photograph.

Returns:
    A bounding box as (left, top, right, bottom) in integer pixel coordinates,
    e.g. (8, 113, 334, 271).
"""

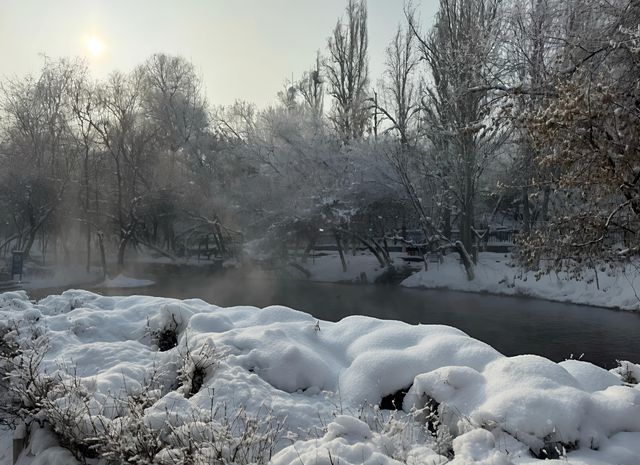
(28, 264, 640, 369)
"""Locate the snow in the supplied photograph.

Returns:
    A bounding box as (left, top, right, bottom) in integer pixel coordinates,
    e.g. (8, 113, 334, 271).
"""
(558, 360, 623, 393)
(97, 274, 155, 288)
(0, 429, 12, 465)
(295, 252, 394, 283)
(1, 290, 639, 464)
(273, 415, 447, 465)
(11, 265, 101, 290)
(448, 429, 511, 465)
(611, 360, 640, 384)
(291, 251, 640, 311)
(402, 252, 640, 311)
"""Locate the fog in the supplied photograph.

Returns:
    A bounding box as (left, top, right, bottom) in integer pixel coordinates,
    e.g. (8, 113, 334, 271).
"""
(1, 0, 639, 297)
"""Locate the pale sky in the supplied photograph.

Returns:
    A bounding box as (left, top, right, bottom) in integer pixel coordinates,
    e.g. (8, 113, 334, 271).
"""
(0, 1, 438, 107)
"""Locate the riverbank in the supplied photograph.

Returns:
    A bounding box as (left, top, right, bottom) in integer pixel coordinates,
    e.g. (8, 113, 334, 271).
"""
(1, 290, 639, 465)
(297, 251, 640, 311)
(291, 251, 420, 284)
(5, 250, 640, 312)
(402, 253, 640, 311)
(0, 255, 223, 292)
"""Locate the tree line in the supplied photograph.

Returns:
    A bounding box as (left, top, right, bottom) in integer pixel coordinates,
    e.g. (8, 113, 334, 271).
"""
(1, 0, 638, 279)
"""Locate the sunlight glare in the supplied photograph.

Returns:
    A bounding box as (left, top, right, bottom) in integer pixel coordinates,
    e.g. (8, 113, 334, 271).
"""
(85, 35, 105, 57)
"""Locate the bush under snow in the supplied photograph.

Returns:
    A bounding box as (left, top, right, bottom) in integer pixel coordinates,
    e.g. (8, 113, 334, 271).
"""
(0, 289, 639, 465)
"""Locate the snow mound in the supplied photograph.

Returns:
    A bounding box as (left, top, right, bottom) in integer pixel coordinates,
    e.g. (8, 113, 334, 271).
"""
(559, 359, 622, 392)
(1, 290, 639, 465)
(449, 429, 511, 465)
(273, 415, 446, 465)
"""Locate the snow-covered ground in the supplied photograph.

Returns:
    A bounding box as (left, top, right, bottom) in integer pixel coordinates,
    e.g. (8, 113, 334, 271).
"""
(1, 290, 639, 464)
(298, 251, 640, 310)
(0, 251, 217, 292)
(286, 251, 422, 284)
(402, 252, 640, 311)
(7, 265, 102, 290)
(2, 270, 154, 292)
(97, 274, 155, 288)
(300, 252, 413, 283)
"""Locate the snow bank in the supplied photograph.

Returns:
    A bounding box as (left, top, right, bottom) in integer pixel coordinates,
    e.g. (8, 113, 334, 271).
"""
(297, 251, 640, 311)
(97, 274, 155, 288)
(402, 252, 640, 311)
(16, 265, 102, 290)
(1, 290, 639, 465)
(296, 252, 416, 283)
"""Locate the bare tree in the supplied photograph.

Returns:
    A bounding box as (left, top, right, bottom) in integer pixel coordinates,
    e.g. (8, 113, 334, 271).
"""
(325, 0, 370, 142)
(90, 70, 158, 270)
(377, 24, 420, 145)
(0, 58, 83, 260)
(502, 0, 563, 235)
(66, 65, 114, 276)
(409, 0, 508, 255)
(297, 52, 325, 118)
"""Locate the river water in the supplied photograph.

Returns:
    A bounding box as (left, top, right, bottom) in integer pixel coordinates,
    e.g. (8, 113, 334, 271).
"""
(28, 266, 640, 368)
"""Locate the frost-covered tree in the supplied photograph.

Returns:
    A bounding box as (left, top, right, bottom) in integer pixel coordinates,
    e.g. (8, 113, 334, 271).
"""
(297, 52, 325, 119)
(68, 66, 104, 273)
(409, 0, 508, 255)
(137, 54, 213, 253)
(498, 0, 566, 235)
(0, 57, 83, 260)
(377, 24, 420, 146)
(89, 70, 164, 269)
(140, 53, 209, 161)
(325, 0, 370, 142)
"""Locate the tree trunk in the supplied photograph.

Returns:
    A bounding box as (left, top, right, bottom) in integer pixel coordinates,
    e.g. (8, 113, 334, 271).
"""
(461, 203, 474, 257)
(84, 151, 91, 273)
(22, 204, 58, 261)
(337, 228, 387, 268)
(97, 231, 108, 279)
(443, 207, 452, 240)
(454, 241, 475, 281)
(116, 233, 133, 273)
(540, 186, 550, 223)
(334, 230, 348, 272)
(301, 236, 317, 264)
(522, 186, 531, 234)
(373, 239, 393, 267)
(137, 237, 177, 261)
(22, 226, 40, 262)
(214, 223, 226, 256)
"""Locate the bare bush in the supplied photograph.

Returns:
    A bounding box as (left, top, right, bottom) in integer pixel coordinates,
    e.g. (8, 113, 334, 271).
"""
(177, 335, 223, 398)
(2, 320, 283, 465)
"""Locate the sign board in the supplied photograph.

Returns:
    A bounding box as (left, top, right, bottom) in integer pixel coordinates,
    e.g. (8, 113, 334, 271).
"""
(11, 251, 24, 280)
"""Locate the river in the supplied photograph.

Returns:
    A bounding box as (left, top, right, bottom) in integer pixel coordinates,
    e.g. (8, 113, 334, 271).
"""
(27, 265, 640, 368)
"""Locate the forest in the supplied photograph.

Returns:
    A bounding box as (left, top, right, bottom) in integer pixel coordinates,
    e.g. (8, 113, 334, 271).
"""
(1, 0, 638, 282)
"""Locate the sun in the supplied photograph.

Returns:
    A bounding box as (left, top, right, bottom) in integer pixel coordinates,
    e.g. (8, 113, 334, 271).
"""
(85, 35, 105, 57)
